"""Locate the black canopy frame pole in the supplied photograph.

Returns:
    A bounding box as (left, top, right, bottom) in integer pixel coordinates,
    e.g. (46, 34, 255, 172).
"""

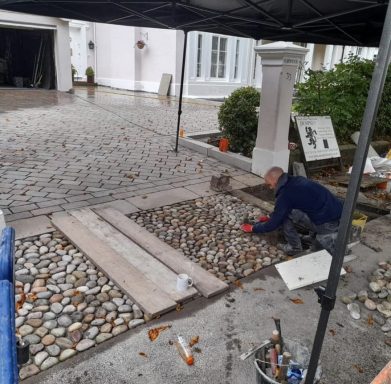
(305, 2, 391, 383)
(174, 30, 188, 153)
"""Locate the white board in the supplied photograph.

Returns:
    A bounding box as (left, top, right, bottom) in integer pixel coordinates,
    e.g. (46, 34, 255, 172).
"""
(158, 73, 172, 96)
(275, 250, 346, 290)
(296, 116, 341, 161)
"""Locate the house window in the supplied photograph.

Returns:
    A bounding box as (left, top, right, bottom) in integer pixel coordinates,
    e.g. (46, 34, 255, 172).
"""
(210, 36, 227, 78)
(234, 40, 240, 79)
(196, 34, 202, 77)
(356, 47, 363, 56)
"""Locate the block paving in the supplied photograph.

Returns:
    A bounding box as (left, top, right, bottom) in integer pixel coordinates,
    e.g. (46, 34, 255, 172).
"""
(0, 88, 246, 221)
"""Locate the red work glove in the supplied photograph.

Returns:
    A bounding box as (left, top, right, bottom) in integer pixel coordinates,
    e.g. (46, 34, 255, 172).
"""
(258, 215, 270, 223)
(241, 223, 253, 233)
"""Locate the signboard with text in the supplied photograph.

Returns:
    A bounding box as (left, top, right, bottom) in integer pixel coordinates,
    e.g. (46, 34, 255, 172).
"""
(295, 116, 341, 162)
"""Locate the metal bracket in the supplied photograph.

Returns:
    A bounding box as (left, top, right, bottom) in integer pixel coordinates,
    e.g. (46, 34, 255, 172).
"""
(314, 286, 335, 311)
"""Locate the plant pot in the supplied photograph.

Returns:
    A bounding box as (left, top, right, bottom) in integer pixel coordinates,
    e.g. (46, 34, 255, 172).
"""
(136, 42, 145, 49)
(219, 138, 229, 152)
(87, 75, 94, 84)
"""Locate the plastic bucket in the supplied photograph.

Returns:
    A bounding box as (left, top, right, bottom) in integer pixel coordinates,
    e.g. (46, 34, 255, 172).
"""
(254, 339, 321, 384)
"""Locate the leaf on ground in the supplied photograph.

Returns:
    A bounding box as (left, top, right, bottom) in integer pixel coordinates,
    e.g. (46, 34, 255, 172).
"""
(126, 174, 134, 180)
(139, 352, 147, 358)
(189, 336, 199, 347)
(345, 265, 353, 273)
(141, 195, 148, 199)
(286, 256, 294, 261)
(176, 304, 184, 312)
(233, 280, 243, 289)
(27, 293, 37, 302)
(253, 287, 265, 292)
(353, 364, 364, 373)
(367, 315, 374, 326)
(168, 340, 174, 346)
(148, 325, 171, 341)
(15, 293, 26, 311)
(193, 347, 202, 353)
(329, 329, 336, 336)
(336, 322, 344, 328)
(289, 297, 304, 304)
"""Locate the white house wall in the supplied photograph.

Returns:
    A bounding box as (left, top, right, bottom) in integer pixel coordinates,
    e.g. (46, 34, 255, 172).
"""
(0, 10, 72, 91)
(94, 23, 135, 90)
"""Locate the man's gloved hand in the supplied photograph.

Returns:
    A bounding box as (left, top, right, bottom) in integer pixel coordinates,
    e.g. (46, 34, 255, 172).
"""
(258, 215, 270, 223)
(240, 223, 253, 233)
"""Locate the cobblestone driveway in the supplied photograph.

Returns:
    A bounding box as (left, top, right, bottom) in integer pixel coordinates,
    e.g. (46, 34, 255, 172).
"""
(0, 88, 244, 221)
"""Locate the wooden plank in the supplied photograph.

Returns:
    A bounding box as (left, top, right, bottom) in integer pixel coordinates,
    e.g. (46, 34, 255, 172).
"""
(69, 208, 198, 303)
(51, 212, 177, 317)
(95, 208, 229, 298)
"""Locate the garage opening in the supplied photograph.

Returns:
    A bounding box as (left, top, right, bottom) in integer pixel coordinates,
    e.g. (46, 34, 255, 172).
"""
(0, 27, 56, 89)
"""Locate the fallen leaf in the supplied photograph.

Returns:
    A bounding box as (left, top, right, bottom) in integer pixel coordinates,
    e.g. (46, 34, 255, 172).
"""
(148, 325, 171, 341)
(142, 195, 148, 199)
(168, 340, 174, 346)
(126, 174, 134, 180)
(329, 329, 336, 336)
(139, 352, 147, 358)
(176, 304, 184, 312)
(233, 280, 243, 289)
(353, 364, 364, 373)
(15, 293, 26, 311)
(345, 265, 353, 273)
(336, 322, 344, 328)
(193, 347, 202, 353)
(253, 287, 265, 292)
(367, 315, 374, 326)
(286, 256, 294, 261)
(27, 293, 37, 302)
(189, 336, 199, 347)
(289, 297, 304, 304)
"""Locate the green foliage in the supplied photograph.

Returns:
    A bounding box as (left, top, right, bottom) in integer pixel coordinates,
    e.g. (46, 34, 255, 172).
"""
(71, 64, 77, 76)
(218, 86, 260, 157)
(85, 66, 95, 76)
(294, 55, 391, 142)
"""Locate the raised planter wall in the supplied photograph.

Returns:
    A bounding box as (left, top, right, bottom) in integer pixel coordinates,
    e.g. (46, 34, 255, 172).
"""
(175, 132, 390, 174)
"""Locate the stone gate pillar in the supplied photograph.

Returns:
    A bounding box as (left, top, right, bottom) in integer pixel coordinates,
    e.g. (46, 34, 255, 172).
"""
(252, 42, 309, 176)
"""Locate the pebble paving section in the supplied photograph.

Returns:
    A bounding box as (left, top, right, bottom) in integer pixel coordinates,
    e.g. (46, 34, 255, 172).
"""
(15, 231, 146, 380)
(129, 194, 287, 283)
(0, 88, 244, 222)
(341, 260, 391, 347)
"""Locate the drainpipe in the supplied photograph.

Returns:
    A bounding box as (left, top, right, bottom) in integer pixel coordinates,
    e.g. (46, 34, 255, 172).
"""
(94, 23, 97, 81)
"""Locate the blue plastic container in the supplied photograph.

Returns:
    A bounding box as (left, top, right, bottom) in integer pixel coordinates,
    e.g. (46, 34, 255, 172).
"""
(0, 228, 15, 283)
(0, 280, 18, 384)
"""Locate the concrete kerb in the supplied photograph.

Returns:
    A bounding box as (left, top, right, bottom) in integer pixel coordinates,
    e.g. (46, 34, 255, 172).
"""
(172, 135, 253, 172)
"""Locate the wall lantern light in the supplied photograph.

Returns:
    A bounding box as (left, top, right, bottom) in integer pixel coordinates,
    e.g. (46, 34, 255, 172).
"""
(88, 40, 95, 50)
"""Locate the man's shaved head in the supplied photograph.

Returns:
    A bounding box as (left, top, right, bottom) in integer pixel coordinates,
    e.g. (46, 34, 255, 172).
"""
(264, 167, 284, 189)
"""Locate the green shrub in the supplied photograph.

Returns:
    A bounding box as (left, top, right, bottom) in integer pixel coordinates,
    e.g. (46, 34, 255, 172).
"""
(85, 66, 95, 76)
(294, 55, 391, 143)
(218, 86, 260, 157)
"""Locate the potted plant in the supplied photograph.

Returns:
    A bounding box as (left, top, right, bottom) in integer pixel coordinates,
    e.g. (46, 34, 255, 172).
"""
(136, 40, 146, 49)
(71, 64, 77, 83)
(85, 66, 95, 84)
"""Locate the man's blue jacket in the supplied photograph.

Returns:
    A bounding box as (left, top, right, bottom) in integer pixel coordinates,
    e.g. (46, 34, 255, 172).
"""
(252, 173, 343, 233)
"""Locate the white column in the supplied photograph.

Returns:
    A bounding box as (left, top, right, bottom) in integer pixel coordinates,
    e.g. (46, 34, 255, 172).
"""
(252, 42, 308, 176)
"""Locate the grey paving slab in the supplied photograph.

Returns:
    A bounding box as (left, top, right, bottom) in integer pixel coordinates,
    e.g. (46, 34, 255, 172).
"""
(10, 215, 55, 239)
(183, 182, 219, 197)
(90, 199, 139, 215)
(232, 173, 264, 187)
(127, 188, 199, 210)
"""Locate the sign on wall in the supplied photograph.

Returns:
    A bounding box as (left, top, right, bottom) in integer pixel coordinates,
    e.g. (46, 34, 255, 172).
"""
(295, 116, 341, 161)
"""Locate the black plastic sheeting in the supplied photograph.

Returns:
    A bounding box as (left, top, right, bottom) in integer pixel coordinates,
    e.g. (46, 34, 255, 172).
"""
(0, 0, 388, 47)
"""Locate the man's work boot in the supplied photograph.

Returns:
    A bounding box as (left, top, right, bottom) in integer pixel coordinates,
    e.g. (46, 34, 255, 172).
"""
(277, 243, 303, 256)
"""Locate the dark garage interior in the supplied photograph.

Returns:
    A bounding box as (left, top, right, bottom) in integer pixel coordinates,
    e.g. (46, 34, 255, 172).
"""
(0, 26, 56, 89)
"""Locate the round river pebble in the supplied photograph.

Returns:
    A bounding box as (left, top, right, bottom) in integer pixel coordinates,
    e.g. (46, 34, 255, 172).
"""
(14, 231, 144, 379)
